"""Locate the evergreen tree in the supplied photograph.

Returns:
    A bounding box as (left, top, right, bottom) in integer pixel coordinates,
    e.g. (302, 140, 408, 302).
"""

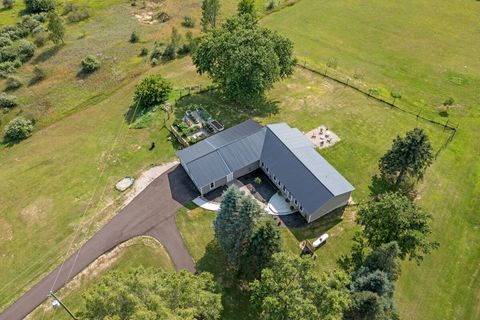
(242, 220, 282, 279)
(345, 291, 395, 320)
(361, 241, 401, 281)
(237, 0, 256, 16)
(47, 12, 65, 45)
(351, 270, 395, 298)
(379, 128, 433, 186)
(201, 0, 220, 32)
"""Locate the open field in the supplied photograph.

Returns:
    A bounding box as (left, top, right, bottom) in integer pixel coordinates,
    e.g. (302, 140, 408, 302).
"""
(29, 237, 174, 320)
(260, 1, 480, 319)
(0, 0, 210, 309)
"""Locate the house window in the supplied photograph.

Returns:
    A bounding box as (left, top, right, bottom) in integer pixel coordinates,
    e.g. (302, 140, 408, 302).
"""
(299, 206, 303, 212)
(273, 176, 276, 181)
(294, 199, 297, 205)
(261, 161, 264, 167)
(210, 182, 215, 189)
(266, 167, 269, 173)
(282, 186, 286, 192)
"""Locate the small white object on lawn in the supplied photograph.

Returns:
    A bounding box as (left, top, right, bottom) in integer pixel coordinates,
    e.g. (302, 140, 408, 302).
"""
(115, 177, 135, 192)
(313, 233, 329, 248)
(52, 299, 61, 309)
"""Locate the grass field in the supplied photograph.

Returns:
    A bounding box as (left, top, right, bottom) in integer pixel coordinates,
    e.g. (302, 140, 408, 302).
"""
(29, 237, 174, 320)
(0, 0, 210, 310)
(259, 1, 480, 319)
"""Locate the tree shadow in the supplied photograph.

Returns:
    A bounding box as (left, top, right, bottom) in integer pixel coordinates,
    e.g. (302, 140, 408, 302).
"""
(369, 174, 417, 201)
(75, 69, 95, 79)
(174, 91, 279, 127)
(32, 45, 62, 64)
(167, 165, 199, 205)
(281, 206, 346, 242)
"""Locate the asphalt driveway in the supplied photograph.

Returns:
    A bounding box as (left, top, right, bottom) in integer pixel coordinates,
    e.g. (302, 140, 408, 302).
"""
(0, 165, 199, 320)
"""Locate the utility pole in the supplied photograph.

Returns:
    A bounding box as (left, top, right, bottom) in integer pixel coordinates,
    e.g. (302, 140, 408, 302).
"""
(49, 291, 78, 320)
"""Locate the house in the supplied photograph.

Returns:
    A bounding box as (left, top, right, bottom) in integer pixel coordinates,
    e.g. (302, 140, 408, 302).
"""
(177, 120, 354, 223)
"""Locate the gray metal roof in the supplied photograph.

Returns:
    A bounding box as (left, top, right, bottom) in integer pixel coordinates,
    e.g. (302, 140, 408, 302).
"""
(177, 120, 265, 188)
(262, 124, 354, 213)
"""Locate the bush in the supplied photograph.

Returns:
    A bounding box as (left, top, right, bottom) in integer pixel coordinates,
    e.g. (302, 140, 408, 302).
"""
(254, 177, 262, 184)
(150, 42, 163, 61)
(31, 65, 46, 82)
(150, 57, 158, 66)
(0, 45, 19, 63)
(129, 31, 139, 43)
(62, 1, 75, 15)
(443, 97, 455, 106)
(266, 0, 276, 10)
(66, 7, 90, 23)
(80, 55, 100, 72)
(133, 74, 172, 110)
(5, 75, 22, 90)
(182, 16, 196, 28)
(0, 61, 17, 78)
(177, 43, 191, 55)
(0, 93, 18, 108)
(0, 37, 12, 48)
(3, 117, 33, 142)
(3, 0, 15, 9)
(162, 44, 176, 61)
(20, 16, 41, 33)
(24, 0, 55, 13)
(17, 40, 36, 62)
(139, 47, 148, 56)
(33, 32, 48, 47)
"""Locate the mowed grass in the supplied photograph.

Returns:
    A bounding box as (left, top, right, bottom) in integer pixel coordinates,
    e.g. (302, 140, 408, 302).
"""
(258, 1, 480, 318)
(0, 0, 210, 311)
(175, 67, 449, 319)
(30, 237, 174, 320)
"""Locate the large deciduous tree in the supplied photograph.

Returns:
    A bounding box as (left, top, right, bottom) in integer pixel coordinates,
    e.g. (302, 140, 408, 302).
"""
(357, 192, 438, 263)
(192, 14, 296, 103)
(81, 267, 222, 320)
(250, 252, 351, 320)
(213, 185, 261, 270)
(379, 128, 433, 186)
(133, 74, 172, 111)
(201, 0, 220, 32)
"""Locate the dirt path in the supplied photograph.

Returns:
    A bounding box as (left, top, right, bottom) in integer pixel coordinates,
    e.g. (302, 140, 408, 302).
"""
(0, 165, 198, 320)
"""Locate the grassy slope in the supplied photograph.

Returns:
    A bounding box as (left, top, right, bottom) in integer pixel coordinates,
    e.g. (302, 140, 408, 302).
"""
(30, 238, 175, 320)
(259, 1, 480, 319)
(0, 0, 210, 310)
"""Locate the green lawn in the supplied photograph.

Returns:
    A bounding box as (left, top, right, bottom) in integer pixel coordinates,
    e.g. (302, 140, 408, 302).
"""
(260, 1, 480, 319)
(29, 237, 174, 320)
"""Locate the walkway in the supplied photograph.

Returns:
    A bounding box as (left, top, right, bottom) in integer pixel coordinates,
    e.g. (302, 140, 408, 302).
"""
(0, 165, 199, 320)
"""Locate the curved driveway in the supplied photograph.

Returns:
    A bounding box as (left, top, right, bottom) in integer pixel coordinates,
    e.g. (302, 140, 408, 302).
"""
(0, 165, 199, 320)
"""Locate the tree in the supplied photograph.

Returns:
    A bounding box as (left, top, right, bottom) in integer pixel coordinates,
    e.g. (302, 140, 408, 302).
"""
(47, 12, 65, 45)
(170, 26, 181, 46)
(130, 31, 139, 43)
(17, 39, 36, 62)
(379, 128, 433, 186)
(81, 267, 222, 320)
(351, 270, 395, 298)
(251, 253, 351, 320)
(361, 241, 401, 281)
(3, 117, 33, 142)
(24, 0, 55, 13)
(242, 220, 282, 279)
(81, 55, 100, 72)
(357, 192, 438, 263)
(193, 14, 295, 103)
(345, 291, 396, 320)
(0, 93, 18, 109)
(201, 0, 220, 32)
(3, 0, 15, 9)
(133, 73, 172, 110)
(213, 185, 261, 269)
(238, 0, 256, 16)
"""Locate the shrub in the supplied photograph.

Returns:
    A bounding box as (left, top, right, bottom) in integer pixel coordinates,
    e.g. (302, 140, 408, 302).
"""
(130, 0, 136, 6)
(3, 0, 15, 9)
(33, 32, 48, 47)
(177, 43, 191, 55)
(129, 31, 139, 43)
(62, 1, 75, 15)
(162, 44, 176, 61)
(5, 75, 22, 90)
(24, 0, 56, 13)
(443, 97, 455, 106)
(149, 42, 163, 61)
(0, 93, 18, 108)
(17, 40, 36, 62)
(66, 7, 90, 23)
(266, 0, 276, 10)
(31, 65, 46, 82)
(81, 55, 100, 72)
(254, 177, 262, 184)
(0, 45, 19, 63)
(133, 74, 172, 110)
(0, 36, 12, 48)
(182, 16, 196, 28)
(139, 47, 148, 56)
(150, 57, 158, 66)
(32, 25, 46, 34)
(20, 15, 41, 33)
(0, 61, 17, 78)
(3, 117, 33, 142)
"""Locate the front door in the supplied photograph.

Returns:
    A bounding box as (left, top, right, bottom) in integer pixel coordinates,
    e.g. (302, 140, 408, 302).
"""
(227, 172, 234, 183)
